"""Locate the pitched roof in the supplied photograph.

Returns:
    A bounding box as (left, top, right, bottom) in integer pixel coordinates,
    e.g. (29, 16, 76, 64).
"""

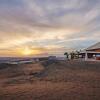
(86, 42, 100, 50)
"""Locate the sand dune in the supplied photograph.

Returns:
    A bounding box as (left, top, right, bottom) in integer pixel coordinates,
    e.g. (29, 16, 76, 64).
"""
(0, 61, 100, 100)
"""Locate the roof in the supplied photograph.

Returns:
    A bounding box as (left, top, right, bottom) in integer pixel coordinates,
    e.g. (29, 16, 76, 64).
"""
(86, 42, 100, 50)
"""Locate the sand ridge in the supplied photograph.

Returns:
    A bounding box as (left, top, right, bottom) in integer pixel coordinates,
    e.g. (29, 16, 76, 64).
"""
(0, 61, 100, 100)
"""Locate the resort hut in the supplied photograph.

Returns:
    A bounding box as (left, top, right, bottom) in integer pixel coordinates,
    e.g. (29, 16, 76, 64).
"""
(80, 42, 100, 61)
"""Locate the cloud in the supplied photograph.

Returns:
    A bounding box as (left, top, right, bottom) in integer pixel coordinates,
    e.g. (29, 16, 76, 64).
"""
(0, 0, 100, 56)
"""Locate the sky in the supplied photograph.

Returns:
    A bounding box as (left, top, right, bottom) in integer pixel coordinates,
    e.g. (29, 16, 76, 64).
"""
(0, 0, 100, 57)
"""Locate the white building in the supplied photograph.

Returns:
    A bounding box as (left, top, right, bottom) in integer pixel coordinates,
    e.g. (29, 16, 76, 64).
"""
(80, 42, 100, 61)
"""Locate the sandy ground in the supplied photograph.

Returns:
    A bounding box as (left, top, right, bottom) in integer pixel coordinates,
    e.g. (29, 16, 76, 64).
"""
(0, 60, 100, 100)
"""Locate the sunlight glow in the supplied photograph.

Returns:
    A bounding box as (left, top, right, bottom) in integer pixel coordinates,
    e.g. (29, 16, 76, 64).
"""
(20, 47, 42, 56)
(22, 47, 33, 55)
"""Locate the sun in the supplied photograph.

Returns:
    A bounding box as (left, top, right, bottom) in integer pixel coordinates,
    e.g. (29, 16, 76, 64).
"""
(19, 47, 42, 56)
(22, 47, 33, 56)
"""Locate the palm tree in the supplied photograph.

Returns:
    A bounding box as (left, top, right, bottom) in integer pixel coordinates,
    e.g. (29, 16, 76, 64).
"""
(75, 50, 80, 58)
(64, 52, 69, 59)
(70, 52, 75, 60)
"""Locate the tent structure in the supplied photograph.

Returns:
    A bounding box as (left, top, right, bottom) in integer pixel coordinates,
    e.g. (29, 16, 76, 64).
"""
(80, 42, 100, 61)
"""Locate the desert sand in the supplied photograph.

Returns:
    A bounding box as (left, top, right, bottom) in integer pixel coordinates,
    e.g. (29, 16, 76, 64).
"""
(0, 60, 100, 100)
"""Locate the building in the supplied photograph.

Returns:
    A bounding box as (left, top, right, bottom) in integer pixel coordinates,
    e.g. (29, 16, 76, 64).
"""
(48, 56, 66, 61)
(80, 42, 100, 61)
(56, 57, 67, 61)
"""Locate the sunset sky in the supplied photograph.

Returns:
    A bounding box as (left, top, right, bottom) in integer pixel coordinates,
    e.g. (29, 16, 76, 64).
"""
(0, 0, 100, 57)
